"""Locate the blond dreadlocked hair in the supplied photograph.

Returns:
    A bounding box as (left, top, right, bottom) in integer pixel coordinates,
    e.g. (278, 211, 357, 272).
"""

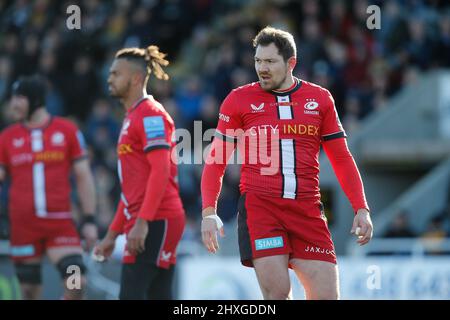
(115, 45, 170, 82)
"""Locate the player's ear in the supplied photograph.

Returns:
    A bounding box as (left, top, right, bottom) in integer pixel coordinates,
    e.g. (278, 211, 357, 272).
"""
(132, 71, 144, 86)
(287, 57, 296, 71)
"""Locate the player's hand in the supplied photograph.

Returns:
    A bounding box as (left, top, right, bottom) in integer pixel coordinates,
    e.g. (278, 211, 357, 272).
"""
(201, 208, 225, 254)
(351, 208, 373, 246)
(127, 218, 148, 255)
(93, 236, 116, 262)
(81, 223, 98, 251)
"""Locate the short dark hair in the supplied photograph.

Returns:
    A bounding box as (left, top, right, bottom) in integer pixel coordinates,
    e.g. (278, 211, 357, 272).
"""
(12, 74, 47, 113)
(252, 26, 297, 62)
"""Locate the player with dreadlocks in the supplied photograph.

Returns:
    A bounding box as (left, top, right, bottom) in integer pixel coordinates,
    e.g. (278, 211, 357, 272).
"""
(94, 45, 185, 300)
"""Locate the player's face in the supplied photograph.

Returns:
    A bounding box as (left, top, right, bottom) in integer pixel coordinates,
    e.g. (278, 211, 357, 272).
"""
(108, 59, 132, 99)
(255, 43, 290, 91)
(9, 95, 29, 122)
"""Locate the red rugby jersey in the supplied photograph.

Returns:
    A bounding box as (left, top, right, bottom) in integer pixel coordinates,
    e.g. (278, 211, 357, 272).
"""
(214, 78, 346, 201)
(112, 96, 184, 233)
(0, 117, 87, 219)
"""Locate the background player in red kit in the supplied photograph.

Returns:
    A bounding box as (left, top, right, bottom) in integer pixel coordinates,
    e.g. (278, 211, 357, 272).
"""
(201, 27, 373, 300)
(0, 75, 98, 299)
(94, 45, 185, 300)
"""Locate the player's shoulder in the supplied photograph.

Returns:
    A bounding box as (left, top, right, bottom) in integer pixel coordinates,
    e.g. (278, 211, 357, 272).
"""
(134, 96, 174, 124)
(0, 122, 23, 138)
(50, 116, 80, 132)
(299, 79, 332, 96)
(136, 96, 165, 115)
(298, 80, 335, 108)
(231, 81, 262, 96)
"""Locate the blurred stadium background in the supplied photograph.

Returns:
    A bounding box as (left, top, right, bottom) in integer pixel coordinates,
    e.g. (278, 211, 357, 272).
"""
(0, 0, 449, 299)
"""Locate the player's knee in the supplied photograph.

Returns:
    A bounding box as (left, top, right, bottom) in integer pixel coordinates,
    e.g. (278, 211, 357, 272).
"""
(14, 263, 42, 285)
(56, 254, 86, 280)
(259, 279, 291, 300)
(315, 288, 339, 300)
(266, 286, 291, 300)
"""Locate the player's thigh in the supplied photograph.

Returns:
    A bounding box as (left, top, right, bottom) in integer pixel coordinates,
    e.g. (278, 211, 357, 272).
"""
(131, 216, 184, 268)
(9, 218, 45, 263)
(147, 265, 175, 300)
(119, 263, 158, 300)
(253, 255, 290, 292)
(45, 219, 83, 265)
(290, 258, 339, 300)
(237, 193, 292, 268)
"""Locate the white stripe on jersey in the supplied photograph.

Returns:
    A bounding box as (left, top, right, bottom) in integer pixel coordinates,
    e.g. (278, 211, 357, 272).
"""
(276, 95, 297, 199)
(118, 159, 132, 220)
(277, 95, 293, 120)
(117, 159, 123, 183)
(31, 129, 43, 152)
(157, 219, 168, 267)
(31, 130, 47, 217)
(280, 139, 296, 199)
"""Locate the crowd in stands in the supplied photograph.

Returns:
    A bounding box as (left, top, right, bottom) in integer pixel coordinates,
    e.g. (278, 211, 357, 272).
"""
(0, 0, 449, 245)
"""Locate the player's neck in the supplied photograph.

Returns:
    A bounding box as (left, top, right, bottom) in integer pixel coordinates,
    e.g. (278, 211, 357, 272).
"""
(275, 75, 296, 92)
(122, 88, 147, 111)
(25, 108, 51, 128)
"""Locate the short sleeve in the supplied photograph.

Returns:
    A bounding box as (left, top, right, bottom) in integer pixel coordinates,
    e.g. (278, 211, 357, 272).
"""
(215, 90, 243, 143)
(67, 124, 88, 161)
(137, 115, 171, 153)
(321, 89, 347, 141)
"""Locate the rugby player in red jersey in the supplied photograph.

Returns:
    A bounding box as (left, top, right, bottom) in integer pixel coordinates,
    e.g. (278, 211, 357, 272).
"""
(94, 45, 185, 300)
(0, 75, 98, 299)
(201, 27, 373, 300)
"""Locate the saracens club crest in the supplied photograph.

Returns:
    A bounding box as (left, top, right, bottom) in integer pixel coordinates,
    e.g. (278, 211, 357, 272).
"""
(304, 99, 319, 115)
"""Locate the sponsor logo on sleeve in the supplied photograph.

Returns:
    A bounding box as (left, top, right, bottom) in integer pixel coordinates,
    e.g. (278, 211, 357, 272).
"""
(143, 116, 166, 140)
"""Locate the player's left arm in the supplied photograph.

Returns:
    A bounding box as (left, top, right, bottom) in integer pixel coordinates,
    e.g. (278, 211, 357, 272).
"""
(322, 138, 372, 245)
(68, 124, 98, 250)
(320, 89, 372, 245)
(73, 158, 98, 250)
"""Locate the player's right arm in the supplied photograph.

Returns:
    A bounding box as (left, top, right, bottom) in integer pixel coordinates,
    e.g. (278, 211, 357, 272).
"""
(93, 200, 125, 261)
(201, 90, 242, 253)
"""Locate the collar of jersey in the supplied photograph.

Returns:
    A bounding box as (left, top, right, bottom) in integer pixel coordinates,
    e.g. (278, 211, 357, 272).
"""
(269, 77, 302, 96)
(127, 95, 150, 114)
(21, 115, 53, 131)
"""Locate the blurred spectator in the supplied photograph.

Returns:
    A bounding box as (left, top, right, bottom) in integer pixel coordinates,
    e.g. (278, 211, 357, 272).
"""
(422, 215, 448, 240)
(0, 56, 12, 101)
(421, 214, 449, 255)
(384, 210, 416, 238)
(175, 75, 205, 129)
(63, 55, 99, 121)
(85, 98, 120, 154)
